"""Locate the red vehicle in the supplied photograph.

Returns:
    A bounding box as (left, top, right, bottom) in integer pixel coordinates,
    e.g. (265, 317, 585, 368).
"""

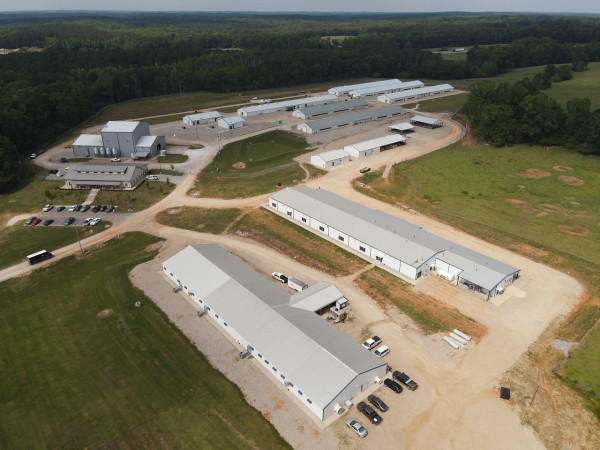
(31, 218, 42, 226)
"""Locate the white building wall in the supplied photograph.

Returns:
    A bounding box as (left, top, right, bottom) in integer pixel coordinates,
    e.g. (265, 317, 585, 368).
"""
(383, 254, 401, 272)
(370, 248, 386, 262)
(328, 227, 349, 246)
(400, 262, 417, 279)
(277, 203, 294, 217)
(309, 218, 329, 235)
(310, 155, 327, 168)
(348, 237, 371, 255)
(293, 210, 311, 225)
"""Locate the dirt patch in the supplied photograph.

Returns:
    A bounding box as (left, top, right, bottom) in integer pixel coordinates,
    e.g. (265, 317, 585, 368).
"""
(506, 199, 531, 207)
(513, 169, 552, 179)
(145, 241, 164, 252)
(96, 308, 114, 319)
(512, 243, 549, 258)
(518, 185, 525, 189)
(356, 268, 488, 340)
(536, 212, 548, 217)
(553, 165, 573, 172)
(558, 175, 584, 186)
(569, 201, 580, 206)
(558, 225, 591, 237)
(539, 204, 563, 214)
(232, 161, 246, 169)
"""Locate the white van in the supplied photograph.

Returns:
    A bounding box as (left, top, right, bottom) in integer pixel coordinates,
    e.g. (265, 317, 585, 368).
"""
(373, 345, 390, 358)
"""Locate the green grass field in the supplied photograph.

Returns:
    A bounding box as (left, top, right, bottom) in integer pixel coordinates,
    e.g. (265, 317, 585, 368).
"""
(92, 182, 175, 212)
(364, 144, 600, 264)
(202, 130, 310, 174)
(193, 165, 306, 199)
(564, 326, 600, 402)
(0, 232, 289, 448)
(155, 207, 241, 234)
(0, 223, 109, 270)
(405, 93, 468, 113)
(192, 130, 313, 199)
(157, 153, 188, 163)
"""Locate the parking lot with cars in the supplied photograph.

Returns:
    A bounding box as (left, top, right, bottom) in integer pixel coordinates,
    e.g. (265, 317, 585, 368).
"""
(23, 203, 128, 228)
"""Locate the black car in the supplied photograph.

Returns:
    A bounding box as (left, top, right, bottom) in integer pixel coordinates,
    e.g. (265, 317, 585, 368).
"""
(92, 205, 101, 213)
(367, 394, 389, 412)
(100, 205, 107, 212)
(43, 219, 54, 226)
(384, 378, 403, 394)
(49, 169, 58, 174)
(81, 205, 90, 212)
(106, 205, 115, 213)
(356, 401, 383, 425)
(74, 205, 82, 211)
(56, 206, 65, 212)
(393, 371, 419, 391)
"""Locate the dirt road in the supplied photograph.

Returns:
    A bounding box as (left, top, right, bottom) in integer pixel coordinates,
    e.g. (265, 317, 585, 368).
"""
(6, 112, 585, 449)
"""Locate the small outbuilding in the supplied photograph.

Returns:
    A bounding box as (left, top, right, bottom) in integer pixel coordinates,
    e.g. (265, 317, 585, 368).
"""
(389, 122, 415, 133)
(410, 115, 443, 128)
(310, 149, 351, 168)
(183, 111, 222, 125)
(218, 116, 245, 129)
(344, 135, 406, 158)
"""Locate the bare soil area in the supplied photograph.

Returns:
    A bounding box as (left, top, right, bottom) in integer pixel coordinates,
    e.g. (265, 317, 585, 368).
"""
(558, 175, 585, 186)
(513, 169, 552, 179)
(558, 225, 591, 236)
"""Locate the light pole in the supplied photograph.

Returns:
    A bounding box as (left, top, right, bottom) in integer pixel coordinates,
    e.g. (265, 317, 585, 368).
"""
(195, 122, 199, 140)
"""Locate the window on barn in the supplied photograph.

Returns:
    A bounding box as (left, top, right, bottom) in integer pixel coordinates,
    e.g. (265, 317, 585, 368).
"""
(359, 246, 366, 252)
(338, 236, 345, 242)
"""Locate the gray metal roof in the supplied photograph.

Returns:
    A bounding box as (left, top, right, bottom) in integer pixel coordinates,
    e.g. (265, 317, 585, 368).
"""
(73, 134, 103, 147)
(296, 99, 368, 118)
(289, 282, 345, 311)
(301, 106, 406, 132)
(411, 115, 443, 125)
(389, 122, 415, 131)
(183, 111, 221, 121)
(102, 121, 142, 133)
(135, 136, 160, 148)
(379, 84, 454, 102)
(270, 187, 519, 290)
(65, 162, 147, 183)
(329, 79, 401, 95)
(345, 135, 406, 152)
(313, 149, 350, 162)
(348, 80, 424, 97)
(239, 95, 338, 115)
(163, 245, 386, 409)
(219, 116, 245, 125)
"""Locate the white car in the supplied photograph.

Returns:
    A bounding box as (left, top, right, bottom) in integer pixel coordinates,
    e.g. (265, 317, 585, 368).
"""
(373, 345, 390, 358)
(42, 204, 54, 212)
(89, 218, 101, 226)
(146, 175, 159, 180)
(362, 336, 382, 350)
(69, 205, 77, 212)
(110, 158, 121, 162)
(346, 418, 368, 438)
(83, 218, 93, 226)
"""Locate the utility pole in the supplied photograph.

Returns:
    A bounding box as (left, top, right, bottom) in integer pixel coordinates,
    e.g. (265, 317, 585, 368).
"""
(75, 226, 83, 254)
(530, 369, 541, 405)
(217, 132, 222, 151)
(195, 122, 199, 140)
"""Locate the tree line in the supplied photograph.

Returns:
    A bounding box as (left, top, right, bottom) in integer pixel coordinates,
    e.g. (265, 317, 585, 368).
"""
(464, 65, 600, 150)
(2, 13, 600, 191)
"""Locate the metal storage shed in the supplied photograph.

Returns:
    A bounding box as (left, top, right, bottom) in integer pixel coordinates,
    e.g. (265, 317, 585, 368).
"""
(410, 115, 444, 128)
(310, 149, 351, 168)
(328, 79, 402, 96)
(378, 84, 454, 103)
(218, 116, 245, 129)
(292, 99, 368, 119)
(183, 111, 222, 125)
(298, 105, 406, 134)
(237, 95, 338, 117)
(344, 135, 406, 158)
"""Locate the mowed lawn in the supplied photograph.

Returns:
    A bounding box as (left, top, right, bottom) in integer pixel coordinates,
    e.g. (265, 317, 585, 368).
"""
(202, 130, 310, 174)
(192, 130, 314, 199)
(0, 232, 289, 449)
(0, 223, 108, 270)
(376, 144, 600, 264)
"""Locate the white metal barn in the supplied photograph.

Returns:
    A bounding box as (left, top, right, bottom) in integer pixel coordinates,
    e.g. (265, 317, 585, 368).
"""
(269, 186, 520, 299)
(377, 84, 454, 103)
(162, 244, 387, 421)
(348, 80, 425, 99)
(237, 95, 338, 117)
(328, 79, 402, 96)
(389, 122, 415, 133)
(310, 149, 351, 168)
(344, 135, 406, 158)
(217, 116, 245, 129)
(292, 99, 368, 119)
(411, 115, 444, 128)
(183, 111, 222, 125)
(297, 105, 406, 134)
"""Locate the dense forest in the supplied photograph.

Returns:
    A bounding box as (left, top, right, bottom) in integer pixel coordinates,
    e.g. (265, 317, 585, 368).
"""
(2, 12, 600, 191)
